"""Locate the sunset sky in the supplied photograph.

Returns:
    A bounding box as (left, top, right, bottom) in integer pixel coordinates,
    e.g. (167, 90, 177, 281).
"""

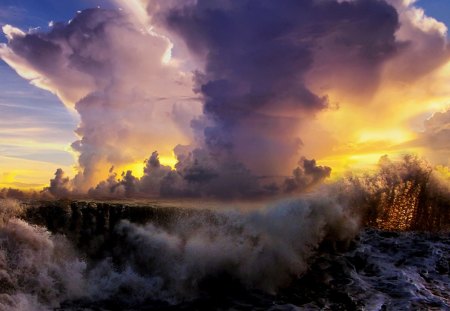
(0, 0, 450, 193)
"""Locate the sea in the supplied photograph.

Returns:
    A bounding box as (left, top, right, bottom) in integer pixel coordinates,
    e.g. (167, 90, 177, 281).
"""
(0, 198, 448, 311)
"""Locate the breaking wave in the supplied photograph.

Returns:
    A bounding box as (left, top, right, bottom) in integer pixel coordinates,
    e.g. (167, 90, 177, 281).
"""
(0, 200, 85, 310)
(0, 195, 358, 310)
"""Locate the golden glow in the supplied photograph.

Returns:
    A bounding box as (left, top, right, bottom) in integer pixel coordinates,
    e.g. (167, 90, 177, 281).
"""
(0, 156, 74, 190)
(302, 56, 450, 180)
(159, 154, 178, 168)
(119, 153, 178, 178)
(320, 153, 386, 180)
(319, 147, 424, 180)
(2, 172, 16, 184)
(121, 161, 146, 178)
(376, 180, 421, 231)
(435, 165, 450, 180)
(357, 129, 415, 144)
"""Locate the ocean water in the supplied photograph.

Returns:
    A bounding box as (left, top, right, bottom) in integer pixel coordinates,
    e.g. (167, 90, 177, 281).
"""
(0, 198, 449, 311)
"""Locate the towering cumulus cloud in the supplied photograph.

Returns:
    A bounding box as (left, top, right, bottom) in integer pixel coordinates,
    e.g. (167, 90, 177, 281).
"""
(1, 0, 449, 198)
(0, 8, 199, 191)
(161, 0, 399, 176)
(120, 0, 400, 197)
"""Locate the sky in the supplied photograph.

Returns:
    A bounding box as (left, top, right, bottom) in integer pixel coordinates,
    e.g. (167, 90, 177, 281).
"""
(0, 0, 449, 196)
(419, 0, 450, 28)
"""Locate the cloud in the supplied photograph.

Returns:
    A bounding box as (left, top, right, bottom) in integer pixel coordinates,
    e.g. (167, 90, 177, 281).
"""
(160, 0, 401, 177)
(85, 150, 330, 199)
(3, 0, 450, 198)
(408, 108, 450, 165)
(294, 0, 450, 172)
(383, 0, 449, 80)
(422, 109, 450, 150)
(43, 168, 71, 198)
(0, 8, 200, 190)
(284, 158, 332, 193)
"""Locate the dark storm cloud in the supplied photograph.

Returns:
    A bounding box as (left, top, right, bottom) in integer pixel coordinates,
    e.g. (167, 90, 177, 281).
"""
(162, 0, 400, 176)
(44, 168, 70, 198)
(165, 147, 262, 198)
(87, 0, 401, 199)
(140, 151, 173, 195)
(284, 157, 332, 193)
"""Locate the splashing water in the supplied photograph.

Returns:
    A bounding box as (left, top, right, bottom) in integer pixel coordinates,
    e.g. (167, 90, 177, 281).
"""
(0, 177, 449, 311)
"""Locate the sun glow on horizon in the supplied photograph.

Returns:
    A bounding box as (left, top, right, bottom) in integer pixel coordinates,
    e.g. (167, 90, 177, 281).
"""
(357, 129, 416, 145)
(120, 153, 178, 179)
(0, 155, 74, 190)
(159, 154, 178, 169)
(318, 146, 425, 180)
